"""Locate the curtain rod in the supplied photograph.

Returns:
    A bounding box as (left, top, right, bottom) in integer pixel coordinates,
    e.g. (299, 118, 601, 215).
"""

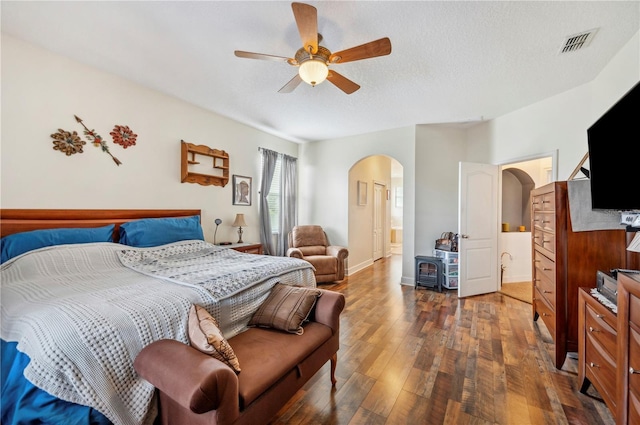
(258, 147, 297, 160)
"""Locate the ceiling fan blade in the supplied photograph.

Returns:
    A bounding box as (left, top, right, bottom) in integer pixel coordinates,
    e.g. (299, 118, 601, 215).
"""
(292, 2, 318, 54)
(278, 74, 303, 93)
(326, 70, 360, 94)
(329, 37, 392, 64)
(234, 50, 291, 62)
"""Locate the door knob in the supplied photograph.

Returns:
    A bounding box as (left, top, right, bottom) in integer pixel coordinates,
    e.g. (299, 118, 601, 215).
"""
(461, 234, 470, 239)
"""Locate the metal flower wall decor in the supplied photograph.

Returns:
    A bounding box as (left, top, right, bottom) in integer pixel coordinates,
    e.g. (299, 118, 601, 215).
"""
(51, 129, 86, 156)
(110, 125, 137, 148)
(50, 115, 138, 166)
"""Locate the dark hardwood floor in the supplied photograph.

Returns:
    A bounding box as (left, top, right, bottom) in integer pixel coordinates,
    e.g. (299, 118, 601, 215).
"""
(270, 255, 615, 425)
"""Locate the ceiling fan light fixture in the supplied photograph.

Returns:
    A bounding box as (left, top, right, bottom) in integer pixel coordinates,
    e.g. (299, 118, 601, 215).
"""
(298, 59, 328, 86)
(235, 3, 391, 94)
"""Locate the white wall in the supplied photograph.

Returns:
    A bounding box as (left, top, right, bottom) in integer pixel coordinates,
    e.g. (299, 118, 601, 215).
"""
(467, 31, 640, 180)
(505, 157, 553, 189)
(501, 171, 527, 231)
(590, 30, 640, 122)
(0, 35, 299, 244)
(500, 232, 532, 283)
(466, 86, 593, 179)
(414, 125, 467, 259)
(298, 126, 416, 282)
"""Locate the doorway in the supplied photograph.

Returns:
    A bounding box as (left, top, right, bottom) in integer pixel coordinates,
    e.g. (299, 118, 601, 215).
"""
(498, 154, 554, 302)
(347, 155, 404, 276)
(458, 153, 555, 298)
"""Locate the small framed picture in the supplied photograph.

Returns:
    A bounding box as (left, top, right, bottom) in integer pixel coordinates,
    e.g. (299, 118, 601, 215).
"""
(232, 175, 252, 206)
(357, 180, 367, 206)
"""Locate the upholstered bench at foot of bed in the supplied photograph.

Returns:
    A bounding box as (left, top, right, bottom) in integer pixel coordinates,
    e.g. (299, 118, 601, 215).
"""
(134, 289, 345, 425)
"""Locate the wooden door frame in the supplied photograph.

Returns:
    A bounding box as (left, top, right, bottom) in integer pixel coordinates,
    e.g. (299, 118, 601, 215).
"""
(373, 181, 387, 261)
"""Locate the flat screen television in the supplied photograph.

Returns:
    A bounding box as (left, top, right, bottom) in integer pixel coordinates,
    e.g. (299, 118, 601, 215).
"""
(587, 81, 640, 211)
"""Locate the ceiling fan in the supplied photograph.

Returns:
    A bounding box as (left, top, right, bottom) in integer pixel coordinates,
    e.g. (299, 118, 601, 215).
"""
(234, 2, 392, 95)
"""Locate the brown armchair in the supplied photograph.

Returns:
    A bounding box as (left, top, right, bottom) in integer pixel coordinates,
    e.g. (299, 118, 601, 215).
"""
(287, 225, 348, 283)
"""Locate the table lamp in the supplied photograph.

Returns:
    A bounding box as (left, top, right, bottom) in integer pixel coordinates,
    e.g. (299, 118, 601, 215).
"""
(232, 214, 247, 243)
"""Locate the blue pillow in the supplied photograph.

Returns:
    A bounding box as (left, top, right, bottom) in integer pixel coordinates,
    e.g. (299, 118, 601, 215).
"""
(118, 215, 204, 248)
(0, 225, 115, 263)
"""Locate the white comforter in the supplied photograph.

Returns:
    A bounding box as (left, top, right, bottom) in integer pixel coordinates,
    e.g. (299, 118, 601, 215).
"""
(0, 241, 315, 425)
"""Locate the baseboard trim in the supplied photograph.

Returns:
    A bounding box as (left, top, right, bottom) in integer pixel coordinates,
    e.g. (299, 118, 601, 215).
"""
(346, 259, 374, 276)
(502, 276, 532, 284)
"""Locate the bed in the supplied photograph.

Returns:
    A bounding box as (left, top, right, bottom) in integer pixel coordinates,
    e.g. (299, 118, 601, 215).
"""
(0, 209, 316, 425)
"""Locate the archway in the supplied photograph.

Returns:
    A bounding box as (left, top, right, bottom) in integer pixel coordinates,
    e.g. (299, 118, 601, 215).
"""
(347, 155, 404, 276)
(502, 167, 535, 232)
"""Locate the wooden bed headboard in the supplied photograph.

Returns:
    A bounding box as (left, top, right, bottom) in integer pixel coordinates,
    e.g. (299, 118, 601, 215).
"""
(0, 209, 202, 239)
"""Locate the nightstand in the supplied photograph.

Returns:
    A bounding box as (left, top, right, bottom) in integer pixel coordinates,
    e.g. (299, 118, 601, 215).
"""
(227, 243, 263, 255)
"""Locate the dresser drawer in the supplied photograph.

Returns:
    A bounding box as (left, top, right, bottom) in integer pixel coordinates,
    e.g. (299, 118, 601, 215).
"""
(532, 226, 544, 249)
(585, 304, 617, 358)
(585, 296, 617, 330)
(533, 230, 555, 255)
(532, 192, 555, 212)
(532, 195, 545, 212)
(540, 232, 555, 254)
(534, 251, 556, 285)
(533, 211, 555, 233)
(534, 269, 556, 308)
(535, 288, 556, 338)
(585, 335, 617, 410)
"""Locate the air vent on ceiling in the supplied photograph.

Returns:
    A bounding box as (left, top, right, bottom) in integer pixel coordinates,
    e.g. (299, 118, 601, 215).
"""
(559, 28, 598, 54)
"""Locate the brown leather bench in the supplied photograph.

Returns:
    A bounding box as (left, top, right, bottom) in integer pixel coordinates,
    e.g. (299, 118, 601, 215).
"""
(134, 289, 345, 425)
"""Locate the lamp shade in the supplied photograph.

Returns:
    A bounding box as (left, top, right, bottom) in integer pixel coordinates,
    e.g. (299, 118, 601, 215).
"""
(232, 214, 247, 227)
(298, 60, 328, 86)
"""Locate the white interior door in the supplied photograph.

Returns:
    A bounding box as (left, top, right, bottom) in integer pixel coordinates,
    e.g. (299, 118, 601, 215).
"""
(458, 162, 500, 297)
(373, 183, 384, 261)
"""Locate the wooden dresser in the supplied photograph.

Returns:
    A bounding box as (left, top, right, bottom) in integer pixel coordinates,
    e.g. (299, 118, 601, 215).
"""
(617, 272, 640, 424)
(531, 181, 633, 369)
(578, 288, 618, 417)
(531, 182, 567, 369)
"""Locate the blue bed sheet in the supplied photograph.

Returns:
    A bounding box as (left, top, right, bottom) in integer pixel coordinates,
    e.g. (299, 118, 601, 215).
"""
(1, 340, 112, 425)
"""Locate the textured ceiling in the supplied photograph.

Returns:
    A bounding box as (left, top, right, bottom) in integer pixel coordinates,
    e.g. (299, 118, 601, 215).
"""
(2, 1, 639, 143)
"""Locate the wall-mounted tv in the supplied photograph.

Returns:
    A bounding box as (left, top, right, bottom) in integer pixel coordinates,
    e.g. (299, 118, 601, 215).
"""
(587, 81, 640, 211)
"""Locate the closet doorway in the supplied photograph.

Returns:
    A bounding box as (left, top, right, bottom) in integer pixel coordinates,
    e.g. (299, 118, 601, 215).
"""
(499, 154, 555, 302)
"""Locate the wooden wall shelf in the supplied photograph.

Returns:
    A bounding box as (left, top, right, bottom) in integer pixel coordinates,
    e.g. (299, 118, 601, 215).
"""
(180, 140, 229, 187)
